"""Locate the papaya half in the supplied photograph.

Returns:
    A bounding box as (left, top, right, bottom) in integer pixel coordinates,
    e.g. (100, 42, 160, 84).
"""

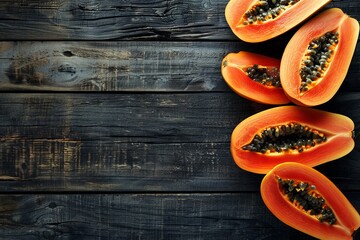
(221, 51, 290, 105)
(261, 162, 360, 240)
(280, 8, 360, 107)
(231, 105, 354, 174)
(225, 0, 331, 43)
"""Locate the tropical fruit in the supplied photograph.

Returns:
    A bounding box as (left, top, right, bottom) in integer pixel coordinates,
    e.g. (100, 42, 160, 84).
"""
(225, 0, 331, 42)
(281, 8, 360, 106)
(221, 51, 290, 104)
(231, 106, 354, 174)
(261, 162, 360, 240)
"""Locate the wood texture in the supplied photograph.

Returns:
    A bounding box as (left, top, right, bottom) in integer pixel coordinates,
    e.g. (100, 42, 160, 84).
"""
(0, 41, 358, 91)
(1, 92, 359, 192)
(0, 41, 251, 91)
(0, 0, 358, 41)
(0, 0, 359, 239)
(1, 193, 359, 240)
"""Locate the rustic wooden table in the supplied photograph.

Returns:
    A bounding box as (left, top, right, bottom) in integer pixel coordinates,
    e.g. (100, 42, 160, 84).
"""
(0, 1, 359, 239)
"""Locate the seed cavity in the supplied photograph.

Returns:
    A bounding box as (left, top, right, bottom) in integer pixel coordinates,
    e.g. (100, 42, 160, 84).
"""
(277, 177, 337, 225)
(242, 122, 327, 154)
(242, 0, 300, 25)
(245, 64, 281, 88)
(300, 31, 339, 92)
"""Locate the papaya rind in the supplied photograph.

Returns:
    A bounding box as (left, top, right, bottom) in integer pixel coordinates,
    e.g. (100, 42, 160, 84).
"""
(221, 51, 290, 105)
(225, 0, 331, 42)
(231, 106, 355, 174)
(280, 8, 360, 107)
(261, 162, 360, 240)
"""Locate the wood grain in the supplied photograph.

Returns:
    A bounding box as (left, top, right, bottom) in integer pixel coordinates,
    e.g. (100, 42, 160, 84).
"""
(0, 0, 358, 41)
(0, 41, 358, 92)
(0, 0, 359, 239)
(0, 92, 260, 143)
(0, 41, 245, 91)
(0, 92, 359, 192)
(2, 193, 359, 240)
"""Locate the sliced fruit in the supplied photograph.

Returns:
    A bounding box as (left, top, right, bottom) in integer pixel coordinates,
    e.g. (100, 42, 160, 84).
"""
(222, 51, 290, 105)
(225, 0, 331, 42)
(231, 106, 354, 174)
(280, 8, 360, 106)
(261, 162, 360, 240)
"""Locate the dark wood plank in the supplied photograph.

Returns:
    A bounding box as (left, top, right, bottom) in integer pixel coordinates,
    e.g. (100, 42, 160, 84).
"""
(0, 41, 248, 92)
(0, 0, 358, 41)
(0, 92, 264, 192)
(0, 41, 359, 92)
(0, 92, 359, 192)
(0, 140, 265, 192)
(0, 92, 259, 143)
(0, 0, 231, 41)
(1, 193, 359, 240)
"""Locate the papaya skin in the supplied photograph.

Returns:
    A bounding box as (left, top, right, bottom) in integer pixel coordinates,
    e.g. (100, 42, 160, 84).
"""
(261, 162, 360, 240)
(231, 106, 354, 174)
(225, 0, 331, 43)
(221, 51, 290, 105)
(280, 8, 360, 107)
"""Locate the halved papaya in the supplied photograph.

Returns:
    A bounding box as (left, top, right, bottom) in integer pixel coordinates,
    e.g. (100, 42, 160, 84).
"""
(221, 51, 290, 105)
(225, 0, 331, 43)
(231, 105, 354, 174)
(280, 8, 360, 107)
(261, 162, 360, 240)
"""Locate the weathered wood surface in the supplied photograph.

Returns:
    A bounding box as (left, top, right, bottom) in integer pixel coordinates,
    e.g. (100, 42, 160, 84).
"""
(0, 41, 359, 91)
(0, 41, 274, 91)
(0, 92, 359, 192)
(0, 0, 359, 239)
(0, 0, 358, 40)
(1, 193, 359, 240)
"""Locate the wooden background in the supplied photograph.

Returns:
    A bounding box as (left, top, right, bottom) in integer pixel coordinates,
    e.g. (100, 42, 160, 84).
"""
(0, 0, 359, 239)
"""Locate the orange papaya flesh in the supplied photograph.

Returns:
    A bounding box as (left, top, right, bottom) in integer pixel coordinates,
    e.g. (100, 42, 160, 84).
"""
(280, 8, 360, 107)
(261, 162, 360, 240)
(221, 51, 290, 105)
(231, 106, 354, 174)
(225, 0, 331, 43)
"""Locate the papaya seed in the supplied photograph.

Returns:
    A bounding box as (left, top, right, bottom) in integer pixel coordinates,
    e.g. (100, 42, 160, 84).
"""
(300, 31, 339, 92)
(277, 177, 337, 225)
(242, 0, 300, 25)
(242, 122, 327, 153)
(245, 64, 281, 88)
